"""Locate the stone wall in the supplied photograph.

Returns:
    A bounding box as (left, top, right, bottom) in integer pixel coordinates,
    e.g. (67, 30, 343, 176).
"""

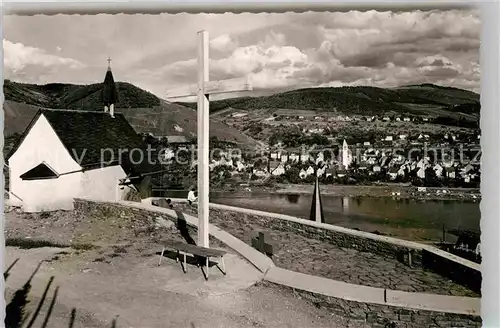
(73, 199, 226, 249)
(177, 204, 419, 261)
(422, 249, 482, 294)
(73, 199, 481, 326)
(173, 203, 480, 296)
(260, 212, 424, 266)
(262, 281, 482, 328)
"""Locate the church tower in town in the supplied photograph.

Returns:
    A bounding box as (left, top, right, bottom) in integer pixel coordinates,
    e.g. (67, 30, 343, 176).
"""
(100, 57, 118, 117)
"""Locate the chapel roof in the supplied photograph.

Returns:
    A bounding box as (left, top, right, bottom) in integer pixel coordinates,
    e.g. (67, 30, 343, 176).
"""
(8, 109, 161, 175)
(100, 66, 118, 106)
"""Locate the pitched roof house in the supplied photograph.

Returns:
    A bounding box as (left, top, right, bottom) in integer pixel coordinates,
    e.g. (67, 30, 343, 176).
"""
(7, 63, 159, 212)
(8, 109, 159, 212)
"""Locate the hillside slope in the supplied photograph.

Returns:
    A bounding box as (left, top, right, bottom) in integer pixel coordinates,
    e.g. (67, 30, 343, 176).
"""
(3, 80, 259, 147)
(4, 80, 160, 110)
(177, 83, 480, 118)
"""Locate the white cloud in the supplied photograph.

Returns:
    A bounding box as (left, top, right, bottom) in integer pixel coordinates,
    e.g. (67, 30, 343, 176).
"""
(3, 10, 480, 96)
(210, 34, 238, 52)
(3, 39, 84, 72)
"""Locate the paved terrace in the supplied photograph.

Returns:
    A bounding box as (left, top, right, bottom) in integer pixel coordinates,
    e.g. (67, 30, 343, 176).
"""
(73, 198, 481, 326)
(170, 202, 478, 298)
(6, 246, 355, 328)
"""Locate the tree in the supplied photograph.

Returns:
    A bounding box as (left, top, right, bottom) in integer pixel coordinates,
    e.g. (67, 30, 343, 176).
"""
(424, 167, 441, 187)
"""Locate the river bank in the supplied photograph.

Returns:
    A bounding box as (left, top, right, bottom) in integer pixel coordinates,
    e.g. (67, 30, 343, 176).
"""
(212, 183, 481, 201)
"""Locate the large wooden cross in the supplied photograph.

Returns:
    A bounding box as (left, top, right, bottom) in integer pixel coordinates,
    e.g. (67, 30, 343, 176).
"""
(165, 30, 252, 248)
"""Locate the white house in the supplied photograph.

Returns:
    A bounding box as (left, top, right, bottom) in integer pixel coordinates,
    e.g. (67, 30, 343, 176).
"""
(7, 109, 156, 212)
(417, 167, 426, 179)
(416, 158, 428, 169)
(445, 167, 456, 179)
(309, 128, 324, 134)
(316, 165, 327, 177)
(162, 148, 175, 161)
(300, 153, 311, 163)
(7, 65, 158, 212)
(289, 153, 300, 163)
(388, 167, 399, 180)
(337, 167, 347, 177)
(235, 161, 247, 172)
(254, 169, 269, 177)
(433, 163, 444, 177)
(271, 163, 286, 176)
(315, 152, 325, 165)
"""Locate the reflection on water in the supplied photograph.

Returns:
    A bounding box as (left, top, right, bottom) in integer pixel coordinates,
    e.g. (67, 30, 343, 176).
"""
(286, 194, 300, 204)
(342, 197, 349, 212)
(210, 192, 481, 241)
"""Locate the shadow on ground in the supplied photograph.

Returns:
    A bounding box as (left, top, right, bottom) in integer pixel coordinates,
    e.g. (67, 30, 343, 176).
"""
(155, 211, 225, 279)
(4, 258, 199, 328)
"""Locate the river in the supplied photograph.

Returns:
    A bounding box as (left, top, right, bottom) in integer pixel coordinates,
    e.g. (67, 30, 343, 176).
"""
(209, 192, 481, 242)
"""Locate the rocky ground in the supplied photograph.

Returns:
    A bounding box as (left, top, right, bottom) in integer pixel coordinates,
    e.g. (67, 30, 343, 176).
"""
(174, 204, 479, 298)
(6, 245, 364, 328)
(4, 205, 367, 328)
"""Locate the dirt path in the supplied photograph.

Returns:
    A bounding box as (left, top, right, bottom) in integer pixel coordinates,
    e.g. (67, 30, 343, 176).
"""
(6, 246, 365, 328)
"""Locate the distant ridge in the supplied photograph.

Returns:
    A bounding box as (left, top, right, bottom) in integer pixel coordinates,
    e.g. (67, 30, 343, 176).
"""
(2, 80, 259, 147)
(176, 83, 480, 117)
(4, 79, 160, 110)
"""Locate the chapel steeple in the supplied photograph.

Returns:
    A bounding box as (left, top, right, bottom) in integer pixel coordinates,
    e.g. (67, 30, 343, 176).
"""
(101, 56, 118, 117)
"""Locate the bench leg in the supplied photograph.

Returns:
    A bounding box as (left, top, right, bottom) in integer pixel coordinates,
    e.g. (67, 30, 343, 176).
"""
(183, 252, 187, 273)
(215, 256, 226, 275)
(221, 256, 226, 275)
(158, 247, 165, 266)
(206, 257, 209, 279)
(176, 250, 179, 263)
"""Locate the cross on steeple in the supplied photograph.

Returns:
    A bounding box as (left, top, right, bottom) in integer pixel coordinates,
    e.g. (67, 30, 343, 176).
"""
(107, 56, 112, 68)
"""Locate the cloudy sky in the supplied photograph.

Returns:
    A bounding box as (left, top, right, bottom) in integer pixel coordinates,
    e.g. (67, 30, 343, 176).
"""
(3, 9, 480, 101)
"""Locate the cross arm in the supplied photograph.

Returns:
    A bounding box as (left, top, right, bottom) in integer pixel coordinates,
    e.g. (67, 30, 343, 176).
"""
(165, 76, 253, 99)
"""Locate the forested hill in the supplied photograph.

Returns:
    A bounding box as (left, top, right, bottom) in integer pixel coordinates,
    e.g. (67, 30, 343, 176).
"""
(4, 79, 161, 110)
(2, 80, 260, 147)
(176, 83, 480, 117)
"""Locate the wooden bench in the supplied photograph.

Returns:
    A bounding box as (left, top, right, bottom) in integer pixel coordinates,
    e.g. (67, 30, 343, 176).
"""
(158, 240, 227, 280)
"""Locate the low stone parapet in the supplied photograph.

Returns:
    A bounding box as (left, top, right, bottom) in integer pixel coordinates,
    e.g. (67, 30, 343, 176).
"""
(73, 198, 482, 327)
